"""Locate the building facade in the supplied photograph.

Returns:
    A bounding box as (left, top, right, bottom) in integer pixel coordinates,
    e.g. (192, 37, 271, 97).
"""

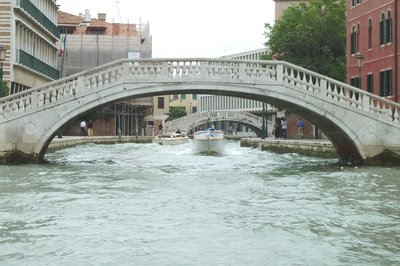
(273, 0, 308, 19)
(0, 0, 60, 95)
(346, 0, 399, 103)
(57, 10, 153, 136)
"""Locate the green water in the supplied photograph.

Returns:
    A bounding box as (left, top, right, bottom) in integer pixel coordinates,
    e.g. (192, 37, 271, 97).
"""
(0, 141, 399, 265)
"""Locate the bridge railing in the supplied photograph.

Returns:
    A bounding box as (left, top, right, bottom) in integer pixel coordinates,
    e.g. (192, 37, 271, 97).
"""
(281, 62, 400, 123)
(164, 110, 264, 133)
(1, 58, 400, 126)
(0, 58, 278, 122)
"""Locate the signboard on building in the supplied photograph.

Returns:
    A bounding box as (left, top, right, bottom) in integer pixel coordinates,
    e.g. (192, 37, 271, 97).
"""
(128, 52, 140, 59)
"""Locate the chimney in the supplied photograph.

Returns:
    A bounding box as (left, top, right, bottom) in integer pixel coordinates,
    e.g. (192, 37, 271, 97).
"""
(98, 13, 106, 21)
(83, 9, 91, 22)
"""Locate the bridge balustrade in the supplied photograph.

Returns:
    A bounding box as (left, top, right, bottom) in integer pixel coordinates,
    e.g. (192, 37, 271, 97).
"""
(1, 58, 400, 126)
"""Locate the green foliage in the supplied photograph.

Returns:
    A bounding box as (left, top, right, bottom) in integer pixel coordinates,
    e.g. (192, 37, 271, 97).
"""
(1, 82, 9, 96)
(264, 0, 346, 81)
(166, 106, 187, 121)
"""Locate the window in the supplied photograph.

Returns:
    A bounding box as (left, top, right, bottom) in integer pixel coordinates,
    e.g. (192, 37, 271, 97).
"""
(368, 19, 372, 49)
(192, 94, 197, 100)
(351, 77, 360, 89)
(380, 11, 392, 45)
(181, 94, 186, 100)
(379, 70, 392, 97)
(157, 97, 164, 109)
(351, 0, 362, 7)
(386, 11, 392, 43)
(367, 74, 373, 93)
(350, 25, 357, 54)
(172, 94, 179, 100)
(192, 106, 197, 113)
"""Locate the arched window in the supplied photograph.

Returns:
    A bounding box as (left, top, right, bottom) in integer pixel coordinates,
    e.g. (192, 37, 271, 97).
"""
(380, 13, 385, 45)
(368, 18, 372, 49)
(380, 11, 392, 45)
(386, 10, 392, 43)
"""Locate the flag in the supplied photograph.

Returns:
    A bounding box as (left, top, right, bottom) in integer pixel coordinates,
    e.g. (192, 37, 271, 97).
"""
(58, 34, 67, 57)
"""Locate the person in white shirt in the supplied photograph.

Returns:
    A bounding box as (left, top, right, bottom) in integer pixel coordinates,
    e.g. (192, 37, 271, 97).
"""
(80, 120, 86, 136)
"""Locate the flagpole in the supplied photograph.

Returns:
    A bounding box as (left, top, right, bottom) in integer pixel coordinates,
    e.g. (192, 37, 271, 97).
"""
(59, 32, 66, 78)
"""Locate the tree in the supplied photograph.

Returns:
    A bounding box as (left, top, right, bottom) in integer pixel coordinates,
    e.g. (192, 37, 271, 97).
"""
(166, 106, 187, 121)
(264, 0, 346, 81)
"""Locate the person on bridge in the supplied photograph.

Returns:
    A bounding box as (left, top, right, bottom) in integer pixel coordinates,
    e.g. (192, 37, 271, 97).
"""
(80, 120, 86, 136)
(296, 117, 304, 139)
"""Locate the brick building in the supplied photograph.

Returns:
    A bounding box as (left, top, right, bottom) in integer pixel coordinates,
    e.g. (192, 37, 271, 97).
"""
(347, 0, 399, 103)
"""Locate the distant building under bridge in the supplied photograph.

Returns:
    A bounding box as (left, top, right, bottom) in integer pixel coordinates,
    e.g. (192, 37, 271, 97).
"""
(57, 9, 153, 137)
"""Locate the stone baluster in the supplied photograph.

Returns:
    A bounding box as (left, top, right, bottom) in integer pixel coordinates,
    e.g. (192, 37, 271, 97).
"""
(99, 72, 105, 86)
(320, 79, 327, 98)
(155, 64, 162, 77)
(26, 96, 32, 110)
(393, 107, 399, 123)
(18, 99, 25, 113)
(384, 103, 392, 121)
(51, 88, 57, 102)
(3, 103, 10, 118)
(0, 103, 4, 120)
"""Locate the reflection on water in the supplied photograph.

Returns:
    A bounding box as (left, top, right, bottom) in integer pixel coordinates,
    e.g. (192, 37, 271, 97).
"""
(0, 140, 399, 265)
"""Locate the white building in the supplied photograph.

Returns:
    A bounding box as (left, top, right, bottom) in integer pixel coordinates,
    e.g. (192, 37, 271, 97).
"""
(0, 0, 60, 94)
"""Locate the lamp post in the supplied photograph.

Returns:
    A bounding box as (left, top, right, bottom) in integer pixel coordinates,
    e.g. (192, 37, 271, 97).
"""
(0, 45, 7, 98)
(355, 52, 364, 89)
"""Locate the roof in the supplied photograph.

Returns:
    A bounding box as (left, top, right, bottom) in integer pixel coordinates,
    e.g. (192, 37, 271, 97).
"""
(58, 11, 111, 27)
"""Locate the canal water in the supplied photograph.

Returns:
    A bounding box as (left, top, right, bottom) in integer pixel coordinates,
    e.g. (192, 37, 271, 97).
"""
(0, 141, 399, 265)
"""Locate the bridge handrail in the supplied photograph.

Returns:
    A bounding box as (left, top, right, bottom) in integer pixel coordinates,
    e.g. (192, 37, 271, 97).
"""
(1, 58, 400, 125)
(280, 61, 400, 122)
(164, 110, 265, 133)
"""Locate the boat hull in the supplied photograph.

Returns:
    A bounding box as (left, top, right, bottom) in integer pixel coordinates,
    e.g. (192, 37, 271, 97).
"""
(152, 133, 189, 145)
(192, 139, 225, 154)
(192, 129, 225, 154)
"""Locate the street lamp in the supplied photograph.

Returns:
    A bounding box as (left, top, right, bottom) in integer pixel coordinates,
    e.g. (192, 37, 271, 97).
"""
(355, 52, 365, 89)
(0, 45, 7, 97)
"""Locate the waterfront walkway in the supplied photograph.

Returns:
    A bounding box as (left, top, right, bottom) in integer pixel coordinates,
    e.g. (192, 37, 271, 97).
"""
(240, 138, 336, 158)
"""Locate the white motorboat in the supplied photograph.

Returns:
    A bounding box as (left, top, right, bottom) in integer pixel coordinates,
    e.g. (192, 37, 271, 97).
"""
(193, 128, 225, 154)
(152, 132, 189, 145)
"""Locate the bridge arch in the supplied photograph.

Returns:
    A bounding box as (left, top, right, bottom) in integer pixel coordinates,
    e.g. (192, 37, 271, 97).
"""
(1, 58, 400, 165)
(163, 110, 273, 136)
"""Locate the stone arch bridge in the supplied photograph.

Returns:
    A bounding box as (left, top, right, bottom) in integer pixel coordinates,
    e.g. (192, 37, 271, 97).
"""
(163, 110, 273, 135)
(1, 58, 400, 165)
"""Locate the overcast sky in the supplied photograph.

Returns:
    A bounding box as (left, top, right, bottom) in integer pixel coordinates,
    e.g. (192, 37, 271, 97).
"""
(56, 0, 276, 58)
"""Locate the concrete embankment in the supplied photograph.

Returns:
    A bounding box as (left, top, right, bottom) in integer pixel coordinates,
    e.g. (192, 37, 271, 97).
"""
(48, 136, 153, 152)
(240, 138, 337, 158)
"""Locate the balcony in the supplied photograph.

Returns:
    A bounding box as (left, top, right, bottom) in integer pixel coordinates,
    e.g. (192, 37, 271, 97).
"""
(18, 0, 60, 38)
(17, 49, 60, 80)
